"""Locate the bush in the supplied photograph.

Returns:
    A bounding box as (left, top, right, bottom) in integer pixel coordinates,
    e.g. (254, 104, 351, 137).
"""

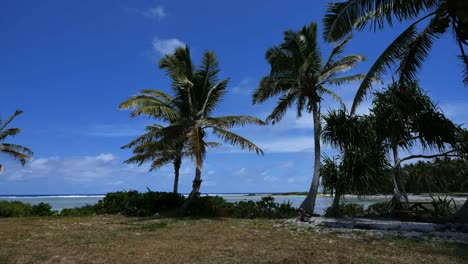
(186, 195, 233, 217)
(366, 202, 391, 217)
(325, 203, 365, 217)
(99, 191, 185, 216)
(187, 195, 298, 219)
(431, 196, 457, 218)
(30, 202, 55, 216)
(0, 201, 55, 217)
(0, 201, 32, 217)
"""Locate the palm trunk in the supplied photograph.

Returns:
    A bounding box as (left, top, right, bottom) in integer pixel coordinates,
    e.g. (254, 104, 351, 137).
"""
(391, 143, 408, 203)
(330, 189, 342, 217)
(182, 166, 202, 211)
(299, 101, 321, 216)
(172, 155, 182, 193)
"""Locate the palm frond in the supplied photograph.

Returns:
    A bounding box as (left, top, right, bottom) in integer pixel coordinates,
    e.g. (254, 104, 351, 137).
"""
(150, 155, 175, 171)
(320, 55, 366, 81)
(212, 127, 264, 155)
(323, 0, 438, 42)
(327, 74, 367, 86)
(397, 15, 443, 85)
(1, 143, 34, 156)
(252, 76, 296, 104)
(0, 148, 32, 165)
(318, 87, 347, 112)
(266, 91, 299, 125)
(0, 128, 21, 141)
(205, 142, 222, 149)
(200, 116, 266, 129)
(350, 23, 419, 114)
(323, 35, 353, 69)
(0, 110, 23, 131)
(197, 79, 229, 117)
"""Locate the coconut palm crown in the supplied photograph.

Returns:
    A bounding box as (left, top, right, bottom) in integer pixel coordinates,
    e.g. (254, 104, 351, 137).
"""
(252, 22, 366, 215)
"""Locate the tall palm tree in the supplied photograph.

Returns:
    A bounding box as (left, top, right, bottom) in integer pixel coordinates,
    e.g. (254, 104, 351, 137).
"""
(158, 46, 265, 208)
(123, 46, 265, 206)
(252, 22, 366, 215)
(120, 90, 187, 193)
(0, 110, 33, 173)
(324, 0, 468, 114)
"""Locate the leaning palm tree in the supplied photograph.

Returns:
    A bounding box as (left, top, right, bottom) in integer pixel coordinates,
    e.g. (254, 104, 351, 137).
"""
(252, 22, 366, 215)
(158, 46, 265, 208)
(324, 0, 468, 114)
(120, 90, 187, 193)
(0, 110, 33, 173)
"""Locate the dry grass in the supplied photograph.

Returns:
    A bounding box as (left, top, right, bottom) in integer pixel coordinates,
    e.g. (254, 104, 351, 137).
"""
(0, 216, 466, 263)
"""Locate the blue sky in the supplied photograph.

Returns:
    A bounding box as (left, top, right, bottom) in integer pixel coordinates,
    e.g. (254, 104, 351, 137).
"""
(1, 0, 467, 194)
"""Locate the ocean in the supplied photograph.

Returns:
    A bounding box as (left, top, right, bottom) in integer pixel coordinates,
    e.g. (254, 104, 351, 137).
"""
(0, 194, 386, 215)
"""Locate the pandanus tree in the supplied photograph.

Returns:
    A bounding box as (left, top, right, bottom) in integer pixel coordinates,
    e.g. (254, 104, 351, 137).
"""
(120, 90, 187, 193)
(252, 22, 366, 215)
(324, 0, 468, 114)
(0, 110, 33, 173)
(371, 81, 463, 203)
(322, 109, 390, 216)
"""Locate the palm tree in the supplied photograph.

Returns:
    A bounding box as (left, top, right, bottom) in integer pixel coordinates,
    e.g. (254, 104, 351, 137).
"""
(158, 46, 265, 208)
(123, 46, 265, 206)
(0, 110, 33, 173)
(324, 0, 468, 114)
(120, 90, 187, 193)
(252, 22, 366, 215)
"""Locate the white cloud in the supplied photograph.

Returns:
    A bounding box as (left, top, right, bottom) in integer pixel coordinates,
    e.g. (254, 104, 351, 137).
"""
(232, 78, 255, 95)
(142, 6, 167, 20)
(153, 37, 185, 55)
(263, 175, 279, 182)
(277, 161, 294, 169)
(257, 136, 315, 153)
(234, 167, 247, 176)
(4, 153, 143, 183)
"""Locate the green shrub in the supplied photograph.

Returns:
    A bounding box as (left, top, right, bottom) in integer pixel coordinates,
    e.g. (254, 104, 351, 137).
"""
(431, 195, 457, 218)
(187, 195, 233, 217)
(366, 202, 391, 217)
(325, 203, 365, 217)
(99, 190, 185, 216)
(187, 195, 297, 219)
(30, 202, 55, 216)
(0, 201, 32, 217)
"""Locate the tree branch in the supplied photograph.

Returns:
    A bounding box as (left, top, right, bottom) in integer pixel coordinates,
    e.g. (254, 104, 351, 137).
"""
(395, 150, 457, 168)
